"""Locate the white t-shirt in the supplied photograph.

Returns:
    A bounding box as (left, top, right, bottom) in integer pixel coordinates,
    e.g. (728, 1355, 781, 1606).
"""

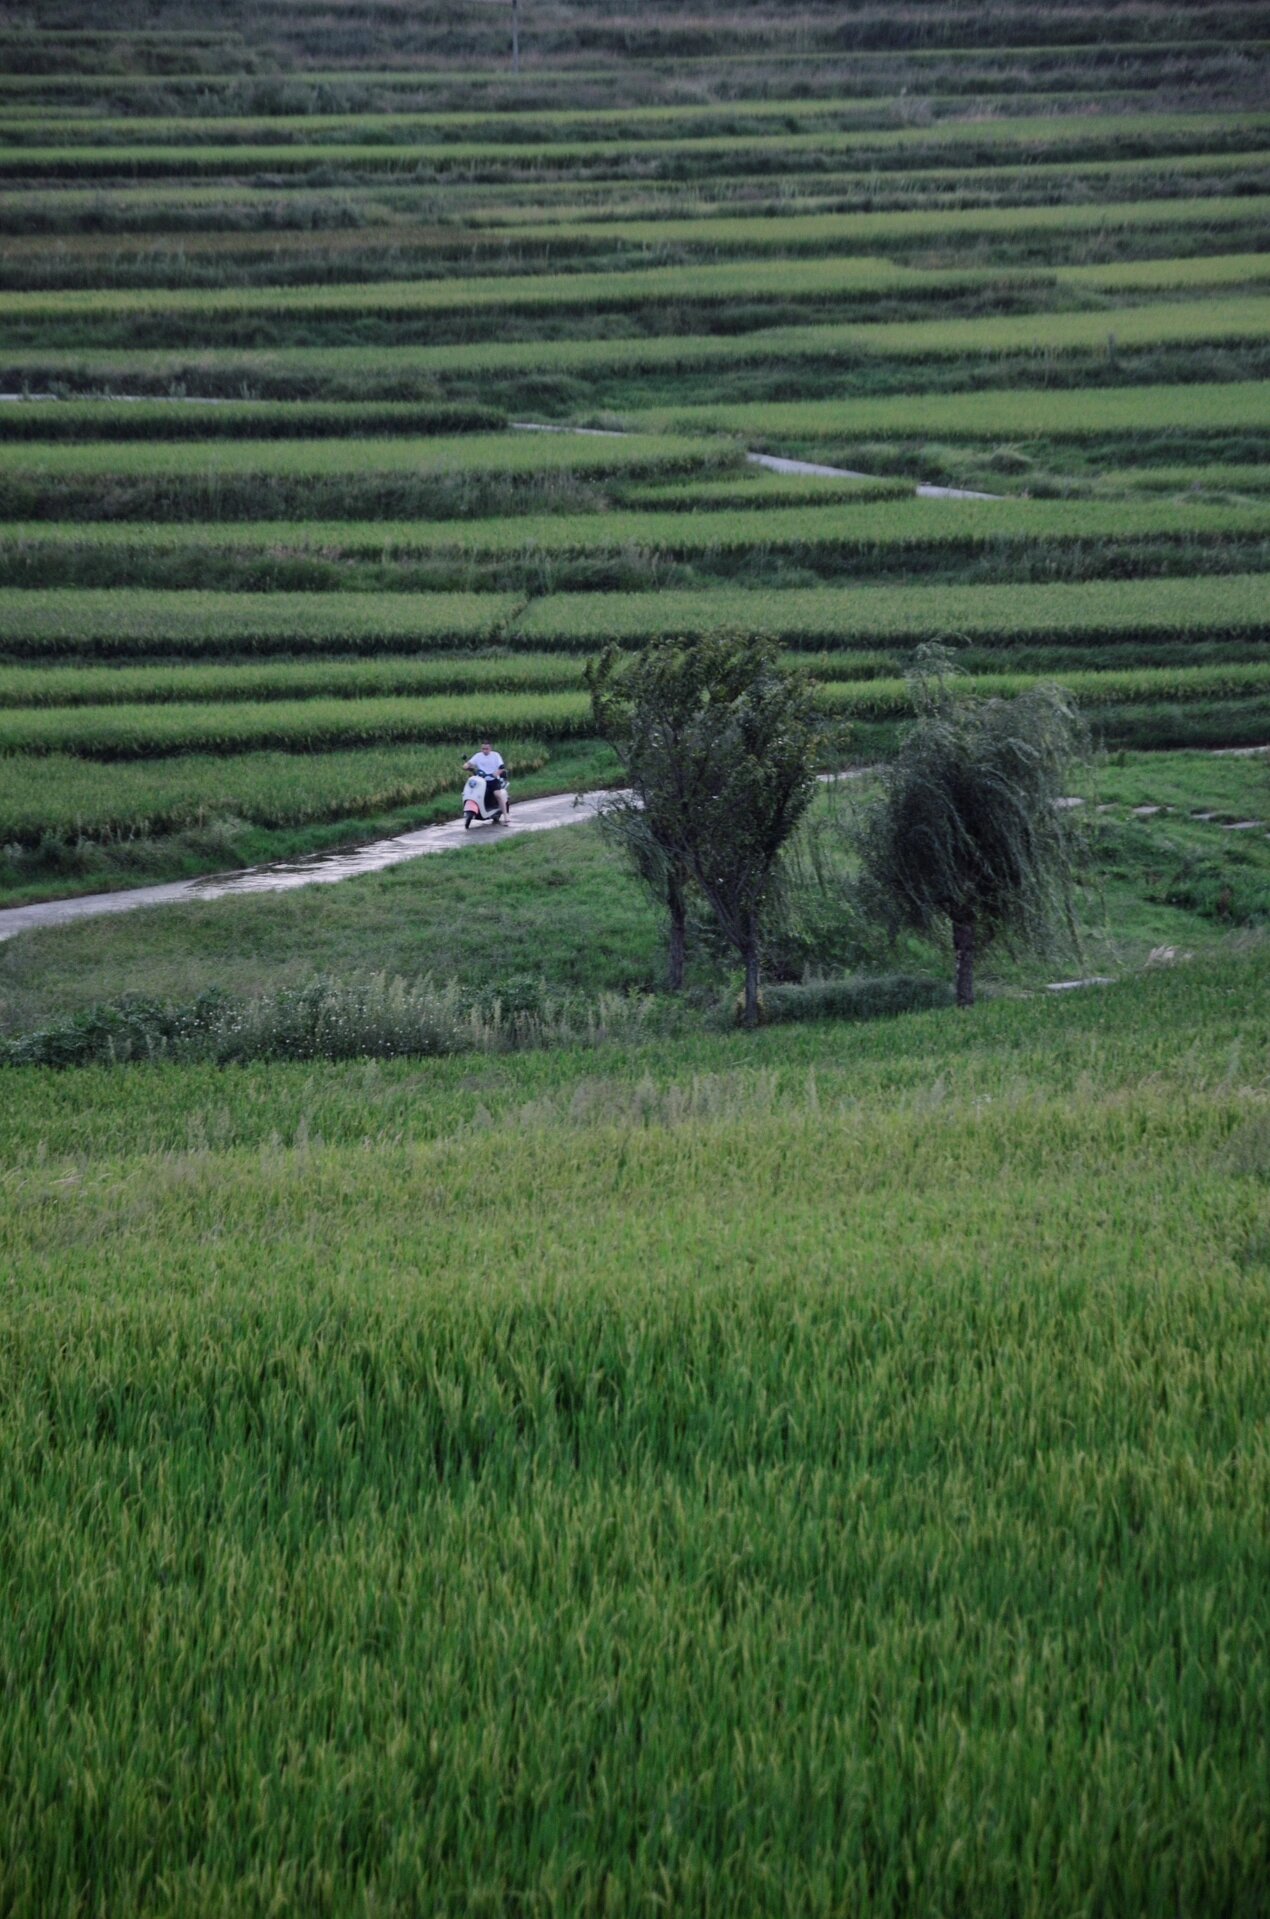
(469, 750, 504, 777)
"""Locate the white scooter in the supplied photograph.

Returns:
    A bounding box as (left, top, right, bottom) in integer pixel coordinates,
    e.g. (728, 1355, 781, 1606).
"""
(461, 771, 511, 829)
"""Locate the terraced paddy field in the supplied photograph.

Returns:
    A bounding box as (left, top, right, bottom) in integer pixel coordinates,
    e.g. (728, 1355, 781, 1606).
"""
(2, 2, 1269, 1912)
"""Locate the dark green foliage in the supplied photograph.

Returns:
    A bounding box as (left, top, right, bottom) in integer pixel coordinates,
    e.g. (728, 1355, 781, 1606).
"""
(587, 642, 707, 993)
(1, 988, 230, 1066)
(854, 646, 1089, 1006)
(590, 795, 692, 991)
(589, 634, 821, 1025)
(759, 973, 955, 1024)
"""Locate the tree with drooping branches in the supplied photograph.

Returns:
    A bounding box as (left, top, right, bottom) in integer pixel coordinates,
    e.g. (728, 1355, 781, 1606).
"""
(853, 645, 1087, 1008)
(588, 635, 821, 1023)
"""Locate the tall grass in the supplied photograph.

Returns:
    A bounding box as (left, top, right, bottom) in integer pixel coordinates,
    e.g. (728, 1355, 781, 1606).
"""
(1, 949, 1268, 1915)
(2, 971, 682, 1066)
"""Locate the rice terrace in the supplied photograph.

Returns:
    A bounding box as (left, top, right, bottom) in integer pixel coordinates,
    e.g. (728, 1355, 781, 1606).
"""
(2, 1, 1269, 1913)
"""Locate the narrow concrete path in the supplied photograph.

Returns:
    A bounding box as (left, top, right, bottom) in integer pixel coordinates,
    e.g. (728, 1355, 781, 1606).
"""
(512, 422, 1003, 501)
(0, 789, 611, 944)
(746, 450, 874, 481)
(0, 774, 868, 944)
(0, 392, 230, 405)
(746, 451, 999, 500)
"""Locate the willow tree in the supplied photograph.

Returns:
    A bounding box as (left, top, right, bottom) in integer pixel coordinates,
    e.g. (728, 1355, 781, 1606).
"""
(587, 642, 706, 993)
(854, 648, 1087, 1007)
(588, 636, 820, 1022)
(592, 788, 693, 991)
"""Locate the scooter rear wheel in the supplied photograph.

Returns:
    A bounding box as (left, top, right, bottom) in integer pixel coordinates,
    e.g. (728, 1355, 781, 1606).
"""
(463, 813, 474, 830)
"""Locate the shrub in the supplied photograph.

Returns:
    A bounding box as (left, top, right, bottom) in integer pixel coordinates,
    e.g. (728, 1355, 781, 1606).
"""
(759, 974, 955, 1024)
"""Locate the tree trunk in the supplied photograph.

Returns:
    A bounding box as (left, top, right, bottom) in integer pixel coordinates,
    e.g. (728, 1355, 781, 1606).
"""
(666, 871, 686, 993)
(953, 915, 975, 1008)
(742, 913, 761, 1028)
(511, 0, 520, 73)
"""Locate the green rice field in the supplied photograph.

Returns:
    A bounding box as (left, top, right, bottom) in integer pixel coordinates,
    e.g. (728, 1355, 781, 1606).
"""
(8, 294, 1270, 402)
(2, 2, 1269, 1910)
(8, 107, 1268, 181)
(2, 944, 1269, 1917)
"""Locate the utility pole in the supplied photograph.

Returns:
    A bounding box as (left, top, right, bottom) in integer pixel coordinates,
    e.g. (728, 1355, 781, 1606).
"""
(511, 0, 520, 75)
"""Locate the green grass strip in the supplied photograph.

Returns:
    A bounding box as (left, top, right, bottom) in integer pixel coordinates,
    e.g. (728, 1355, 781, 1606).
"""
(0, 96, 896, 144)
(629, 377, 1270, 442)
(0, 428, 727, 482)
(3, 496, 1266, 558)
(0, 653, 587, 709)
(0, 691, 594, 757)
(5, 663, 1269, 759)
(2, 109, 1264, 175)
(9, 296, 1266, 387)
(0, 589, 517, 658)
(3, 229, 1266, 321)
(4, 574, 1259, 672)
(516, 573, 1270, 647)
(508, 196, 1270, 252)
(816, 660, 1270, 718)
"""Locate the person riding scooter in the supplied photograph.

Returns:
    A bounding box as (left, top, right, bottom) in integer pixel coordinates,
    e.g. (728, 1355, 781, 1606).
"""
(463, 740, 510, 825)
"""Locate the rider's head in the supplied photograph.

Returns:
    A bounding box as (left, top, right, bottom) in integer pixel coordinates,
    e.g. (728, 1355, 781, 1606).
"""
(481, 740, 493, 752)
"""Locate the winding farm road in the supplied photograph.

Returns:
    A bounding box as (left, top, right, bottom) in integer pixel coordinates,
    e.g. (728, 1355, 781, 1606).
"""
(0, 789, 612, 944)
